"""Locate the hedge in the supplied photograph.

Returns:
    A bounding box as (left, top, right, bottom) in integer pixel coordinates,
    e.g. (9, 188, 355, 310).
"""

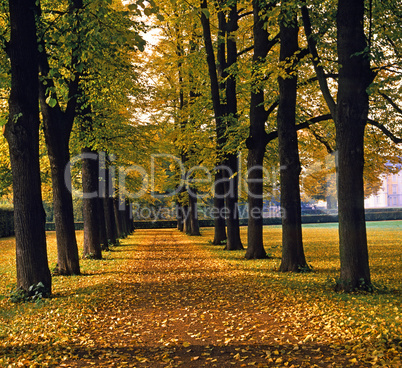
(45, 222, 84, 231)
(0, 207, 14, 238)
(131, 209, 402, 229)
(3, 208, 401, 236)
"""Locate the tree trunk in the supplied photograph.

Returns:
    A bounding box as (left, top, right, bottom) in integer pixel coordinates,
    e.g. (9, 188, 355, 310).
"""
(188, 188, 201, 236)
(222, 0, 243, 251)
(130, 203, 135, 233)
(119, 198, 128, 237)
(223, 154, 243, 250)
(126, 202, 133, 234)
(246, 148, 267, 258)
(212, 171, 227, 244)
(335, 0, 372, 291)
(176, 202, 184, 231)
(277, 1, 308, 272)
(46, 139, 81, 274)
(39, 80, 80, 275)
(98, 197, 109, 251)
(183, 204, 191, 234)
(98, 154, 109, 250)
(125, 200, 133, 235)
(101, 163, 117, 246)
(4, 0, 51, 294)
(245, 0, 272, 259)
(113, 198, 124, 239)
(326, 193, 337, 210)
(82, 148, 102, 259)
(103, 196, 117, 245)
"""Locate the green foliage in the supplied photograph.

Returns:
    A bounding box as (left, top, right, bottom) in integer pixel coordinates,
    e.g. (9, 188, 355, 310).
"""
(298, 263, 313, 273)
(82, 252, 98, 260)
(9, 282, 49, 304)
(335, 277, 374, 293)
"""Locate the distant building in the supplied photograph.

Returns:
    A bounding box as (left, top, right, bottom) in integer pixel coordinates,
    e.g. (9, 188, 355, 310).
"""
(365, 167, 402, 208)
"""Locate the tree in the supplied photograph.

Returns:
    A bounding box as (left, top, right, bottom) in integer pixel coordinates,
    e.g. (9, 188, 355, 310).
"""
(64, 0, 146, 253)
(299, 0, 402, 289)
(200, 0, 242, 250)
(4, 0, 51, 294)
(185, 34, 202, 237)
(98, 195, 109, 250)
(175, 23, 201, 236)
(277, 0, 308, 272)
(199, 0, 229, 245)
(245, 0, 278, 259)
(335, 0, 372, 291)
(221, 0, 243, 251)
(37, 0, 83, 275)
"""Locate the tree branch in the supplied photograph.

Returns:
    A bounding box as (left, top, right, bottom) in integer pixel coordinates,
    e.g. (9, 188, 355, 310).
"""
(380, 92, 402, 115)
(267, 32, 280, 53)
(237, 45, 253, 57)
(295, 47, 310, 63)
(265, 113, 332, 144)
(301, 4, 337, 119)
(367, 119, 402, 144)
(307, 126, 334, 153)
(238, 10, 253, 19)
(298, 73, 338, 91)
(266, 100, 279, 117)
(240, 32, 280, 60)
(200, 0, 225, 133)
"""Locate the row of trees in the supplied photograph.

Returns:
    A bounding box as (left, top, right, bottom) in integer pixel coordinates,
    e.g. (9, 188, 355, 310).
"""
(138, 0, 401, 291)
(0, 0, 149, 295)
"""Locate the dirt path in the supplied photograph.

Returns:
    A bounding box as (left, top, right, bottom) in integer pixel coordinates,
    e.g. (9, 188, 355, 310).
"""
(61, 229, 363, 367)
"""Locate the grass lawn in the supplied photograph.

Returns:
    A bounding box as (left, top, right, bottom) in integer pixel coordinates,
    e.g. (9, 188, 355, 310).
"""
(0, 221, 400, 367)
(201, 221, 401, 365)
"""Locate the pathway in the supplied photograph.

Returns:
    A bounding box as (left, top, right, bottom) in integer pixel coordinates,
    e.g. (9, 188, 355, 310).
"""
(62, 229, 362, 367)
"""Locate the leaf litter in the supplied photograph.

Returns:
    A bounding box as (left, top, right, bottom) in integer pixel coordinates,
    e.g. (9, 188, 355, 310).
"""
(0, 224, 401, 367)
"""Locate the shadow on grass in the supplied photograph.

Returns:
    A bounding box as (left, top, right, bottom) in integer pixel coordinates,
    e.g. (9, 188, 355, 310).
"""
(0, 341, 372, 368)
